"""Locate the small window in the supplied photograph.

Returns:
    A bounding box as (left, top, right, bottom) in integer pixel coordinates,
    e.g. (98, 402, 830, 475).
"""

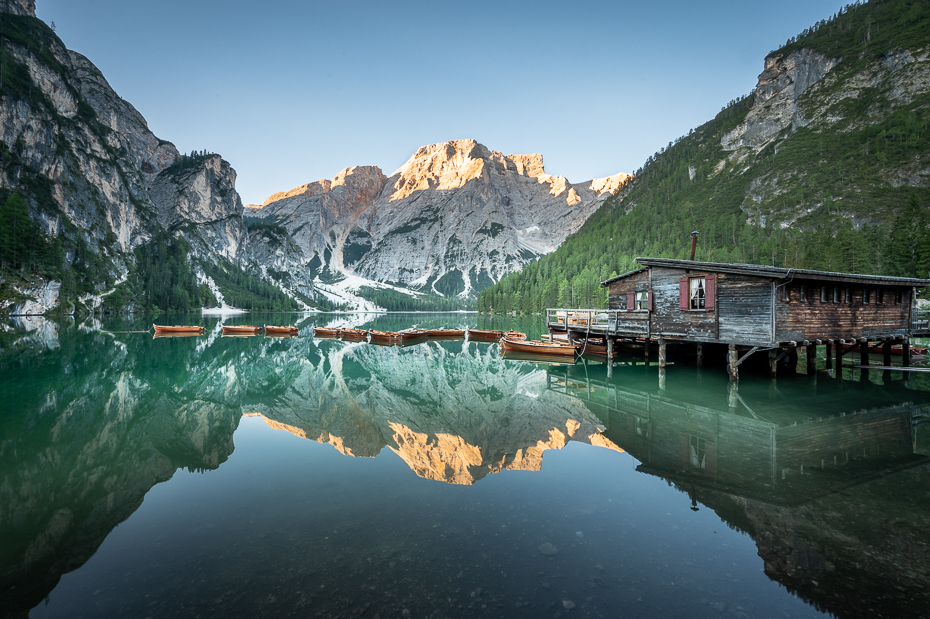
(896, 290, 902, 304)
(689, 436, 706, 470)
(845, 288, 850, 303)
(864, 289, 870, 304)
(800, 285, 806, 302)
(820, 287, 827, 303)
(877, 289, 884, 304)
(781, 287, 789, 302)
(635, 291, 648, 311)
(833, 287, 839, 303)
(690, 277, 705, 310)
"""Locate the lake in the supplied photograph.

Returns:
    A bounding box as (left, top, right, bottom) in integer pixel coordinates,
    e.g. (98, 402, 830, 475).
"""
(1, 312, 928, 619)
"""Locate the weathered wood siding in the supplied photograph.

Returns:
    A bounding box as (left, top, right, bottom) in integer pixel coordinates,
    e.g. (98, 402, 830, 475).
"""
(650, 267, 716, 339)
(607, 271, 650, 310)
(775, 280, 912, 341)
(717, 274, 774, 343)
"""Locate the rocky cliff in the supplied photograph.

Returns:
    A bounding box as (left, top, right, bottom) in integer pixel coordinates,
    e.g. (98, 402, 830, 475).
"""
(249, 139, 630, 300)
(0, 4, 267, 314)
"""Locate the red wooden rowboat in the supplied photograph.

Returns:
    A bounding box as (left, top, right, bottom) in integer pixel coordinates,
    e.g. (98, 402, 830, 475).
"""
(399, 328, 428, 343)
(223, 325, 261, 335)
(425, 328, 465, 338)
(265, 325, 298, 336)
(503, 330, 527, 340)
(153, 324, 204, 334)
(369, 330, 399, 344)
(339, 328, 368, 340)
(468, 328, 504, 340)
(313, 327, 340, 337)
(500, 335, 577, 356)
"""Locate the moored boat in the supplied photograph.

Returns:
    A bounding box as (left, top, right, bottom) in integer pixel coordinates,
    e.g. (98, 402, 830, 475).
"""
(467, 328, 504, 340)
(313, 327, 340, 337)
(223, 325, 261, 335)
(153, 324, 204, 334)
(369, 330, 399, 345)
(339, 328, 368, 340)
(502, 330, 527, 340)
(398, 328, 428, 343)
(265, 325, 299, 336)
(425, 328, 466, 338)
(500, 335, 577, 356)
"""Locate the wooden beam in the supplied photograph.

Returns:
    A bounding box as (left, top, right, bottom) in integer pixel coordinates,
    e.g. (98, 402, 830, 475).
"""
(734, 346, 761, 368)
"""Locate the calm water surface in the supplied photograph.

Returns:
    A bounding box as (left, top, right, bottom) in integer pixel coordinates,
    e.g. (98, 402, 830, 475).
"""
(1, 313, 929, 619)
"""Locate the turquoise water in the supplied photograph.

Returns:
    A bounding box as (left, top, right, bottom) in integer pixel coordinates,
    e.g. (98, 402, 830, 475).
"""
(1, 313, 928, 618)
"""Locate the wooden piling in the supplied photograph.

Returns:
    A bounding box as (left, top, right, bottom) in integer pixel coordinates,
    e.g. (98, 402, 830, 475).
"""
(768, 348, 778, 378)
(728, 344, 738, 382)
(883, 340, 892, 367)
(696, 343, 703, 367)
(903, 339, 911, 367)
(806, 343, 817, 374)
(826, 340, 833, 370)
(658, 338, 667, 369)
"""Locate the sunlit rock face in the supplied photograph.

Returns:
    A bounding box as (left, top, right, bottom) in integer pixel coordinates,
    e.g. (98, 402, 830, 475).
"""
(250, 140, 631, 296)
(248, 340, 622, 484)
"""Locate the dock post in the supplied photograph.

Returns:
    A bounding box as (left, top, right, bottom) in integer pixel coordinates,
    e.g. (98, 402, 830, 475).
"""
(835, 340, 845, 379)
(727, 380, 738, 410)
(825, 340, 833, 371)
(658, 338, 667, 369)
(659, 366, 666, 391)
(859, 339, 869, 366)
(806, 343, 817, 375)
(768, 348, 778, 378)
(727, 344, 738, 382)
(606, 338, 614, 361)
(607, 359, 613, 379)
(696, 343, 703, 367)
(903, 339, 911, 367)
(883, 340, 892, 367)
(644, 338, 650, 363)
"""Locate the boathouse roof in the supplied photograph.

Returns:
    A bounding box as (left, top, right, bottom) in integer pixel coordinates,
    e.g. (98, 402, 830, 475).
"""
(600, 258, 930, 287)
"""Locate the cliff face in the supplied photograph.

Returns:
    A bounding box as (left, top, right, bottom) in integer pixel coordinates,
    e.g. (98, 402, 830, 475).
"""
(0, 6, 252, 314)
(251, 139, 630, 298)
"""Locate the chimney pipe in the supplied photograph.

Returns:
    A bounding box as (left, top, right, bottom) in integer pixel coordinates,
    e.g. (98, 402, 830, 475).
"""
(690, 231, 699, 261)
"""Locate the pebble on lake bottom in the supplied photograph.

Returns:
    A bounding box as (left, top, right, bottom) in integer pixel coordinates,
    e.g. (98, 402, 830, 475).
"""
(539, 542, 559, 556)
(563, 599, 576, 609)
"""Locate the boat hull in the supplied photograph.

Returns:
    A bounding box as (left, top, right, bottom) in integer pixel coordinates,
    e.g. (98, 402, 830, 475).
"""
(468, 328, 504, 340)
(500, 336, 577, 356)
(223, 326, 261, 335)
(313, 327, 340, 338)
(265, 325, 298, 336)
(153, 324, 204, 334)
(425, 329, 465, 338)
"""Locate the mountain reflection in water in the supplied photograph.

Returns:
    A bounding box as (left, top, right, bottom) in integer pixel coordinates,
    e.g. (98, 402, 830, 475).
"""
(1, 314, 928, 618)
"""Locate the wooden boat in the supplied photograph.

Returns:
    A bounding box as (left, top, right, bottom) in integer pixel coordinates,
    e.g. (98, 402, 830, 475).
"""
(313, 327, 341, 337)
(503, 330, 527, 340)
(425, 328, 466, 338)
(223, 325, 261, 335)
(841, 342, 927, 360)
(265, 325, 298, 336)
(398, 328, 428, 343)
(153, 324, 204, 334)
(467, 328, 504, 340)
(153, 332, 202, 339)
(368, 329, 400, 344)
(500, 335, 577, 356)
(339, 328, 368, 340)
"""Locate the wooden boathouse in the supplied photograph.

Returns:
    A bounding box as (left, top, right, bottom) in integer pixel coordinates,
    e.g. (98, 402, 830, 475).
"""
(547, 258, 930, 379)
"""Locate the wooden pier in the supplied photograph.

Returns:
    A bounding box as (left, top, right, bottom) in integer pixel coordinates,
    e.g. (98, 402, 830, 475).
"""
(548, 258, 930, 380)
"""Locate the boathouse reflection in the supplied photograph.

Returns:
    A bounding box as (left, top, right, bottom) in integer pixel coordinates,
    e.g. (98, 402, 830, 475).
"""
(546, 361, 930, 619)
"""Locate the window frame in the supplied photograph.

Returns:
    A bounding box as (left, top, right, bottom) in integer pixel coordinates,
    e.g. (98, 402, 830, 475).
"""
(689, 277, 706, 310)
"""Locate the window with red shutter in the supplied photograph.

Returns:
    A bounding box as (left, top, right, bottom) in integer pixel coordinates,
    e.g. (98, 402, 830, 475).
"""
(626, 291, 634, 312)
(679, 277, 689, 310)
(647, 290, 653, 311)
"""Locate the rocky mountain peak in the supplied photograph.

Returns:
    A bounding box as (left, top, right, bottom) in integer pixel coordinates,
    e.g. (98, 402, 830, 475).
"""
(0, 0, 35, 17)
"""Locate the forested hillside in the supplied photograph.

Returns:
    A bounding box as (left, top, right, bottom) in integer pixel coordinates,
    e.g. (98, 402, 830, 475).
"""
(479, 0, 930, 314)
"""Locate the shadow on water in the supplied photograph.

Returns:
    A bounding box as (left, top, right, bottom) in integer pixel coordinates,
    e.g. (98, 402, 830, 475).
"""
(0, 313, 928, 618)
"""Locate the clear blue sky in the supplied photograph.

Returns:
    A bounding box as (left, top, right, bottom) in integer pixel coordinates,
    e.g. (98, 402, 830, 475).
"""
(37, 0, 844, 205)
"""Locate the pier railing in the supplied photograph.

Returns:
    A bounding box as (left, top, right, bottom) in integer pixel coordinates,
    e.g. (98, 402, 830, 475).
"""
(913, 309, 930, 336)
(546, 309, 649, 337)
